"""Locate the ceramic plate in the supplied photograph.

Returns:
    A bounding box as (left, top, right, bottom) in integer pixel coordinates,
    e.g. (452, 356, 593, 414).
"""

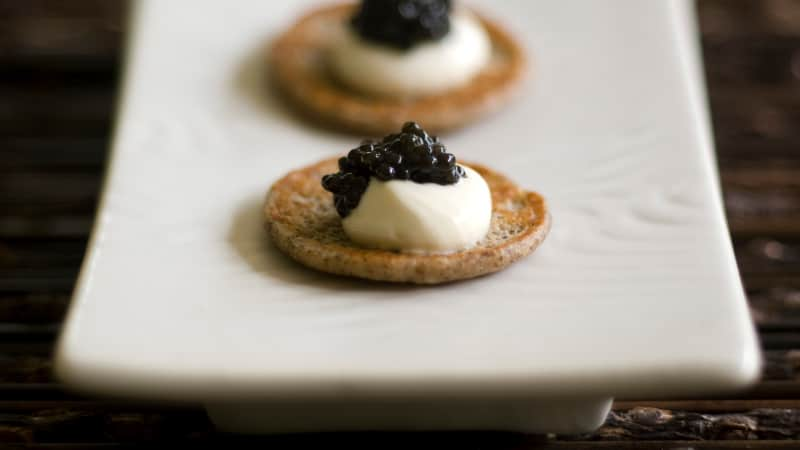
(55, 0, 760, 433)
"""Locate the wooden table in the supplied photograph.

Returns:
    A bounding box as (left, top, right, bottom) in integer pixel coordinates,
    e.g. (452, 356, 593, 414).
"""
(1, 1, 799, 447)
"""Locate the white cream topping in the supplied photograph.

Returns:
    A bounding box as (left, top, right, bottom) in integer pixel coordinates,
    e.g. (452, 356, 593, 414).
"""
(329, 11, 492, 98)
(342, 165, 492, 252)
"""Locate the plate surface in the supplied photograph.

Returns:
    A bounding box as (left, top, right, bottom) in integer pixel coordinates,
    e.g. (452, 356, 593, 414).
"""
(56, 0, 760, 402)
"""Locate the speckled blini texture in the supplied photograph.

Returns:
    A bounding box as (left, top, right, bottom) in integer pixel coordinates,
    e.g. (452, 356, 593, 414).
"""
(268, 3, 527, 135)
(264, 157, 550, 284)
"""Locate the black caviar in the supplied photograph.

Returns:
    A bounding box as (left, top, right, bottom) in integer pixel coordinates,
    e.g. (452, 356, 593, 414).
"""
(322, 121, 467, 218)
(351, 0, 452, 50)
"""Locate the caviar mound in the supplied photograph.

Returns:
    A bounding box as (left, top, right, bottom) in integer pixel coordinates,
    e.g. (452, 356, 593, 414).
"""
(268, 3, 527, 135)
(352, 0, 451, 49)
(322, 122, 466, 217)
(265, 157, 550, 284)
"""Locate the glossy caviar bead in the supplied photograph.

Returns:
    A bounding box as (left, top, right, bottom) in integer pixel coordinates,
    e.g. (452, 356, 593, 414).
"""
(363, 151, 381, 168)
(384, 151, 403, 166)
(351, 0, 452, 50)
(321, 121, 467, 217)
(375, 163, 396, 181)
(402, 121, 424, 135)
(321, 174, 337, 191)
(437, 152, 455, 167)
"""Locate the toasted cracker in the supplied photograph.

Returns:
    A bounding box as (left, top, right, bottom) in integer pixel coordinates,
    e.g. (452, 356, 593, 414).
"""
(269, 3, 526, 135)
(264, 157, 550, 284)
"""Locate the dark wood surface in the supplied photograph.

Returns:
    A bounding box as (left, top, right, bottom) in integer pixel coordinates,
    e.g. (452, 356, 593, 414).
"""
(1, 0, 800, 447)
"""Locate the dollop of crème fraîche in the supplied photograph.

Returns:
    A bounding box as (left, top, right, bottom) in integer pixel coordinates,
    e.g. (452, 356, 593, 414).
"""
(321, 122, 492, 253)
(342, 164, 491, 252)
(329, 0, 491, 98)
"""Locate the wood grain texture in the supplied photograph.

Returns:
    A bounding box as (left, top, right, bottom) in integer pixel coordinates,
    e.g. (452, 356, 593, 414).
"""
(0, 0, 799, 446)
(0, 402, 797, 445)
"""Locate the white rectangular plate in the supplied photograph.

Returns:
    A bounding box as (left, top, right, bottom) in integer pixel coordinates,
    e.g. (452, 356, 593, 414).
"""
(56, 0, 760, 433)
